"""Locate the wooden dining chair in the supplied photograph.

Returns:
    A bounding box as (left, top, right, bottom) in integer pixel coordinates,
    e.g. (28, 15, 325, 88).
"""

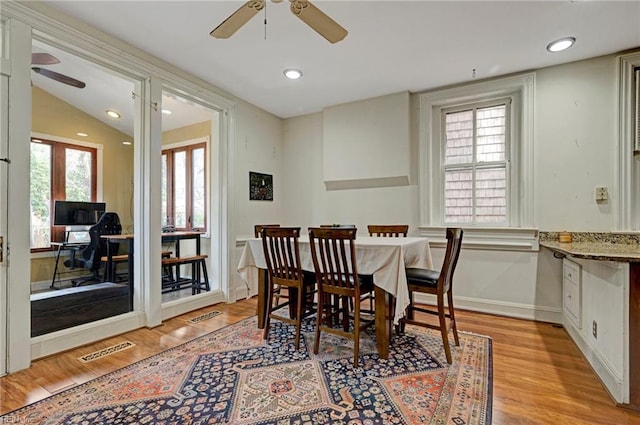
(400, 227, 463, 364)
(362, 225, 409, 310)
(262, 226, 316, 350)
(254, 224, 280, 238)
(309, 227, 375, 367)
(367, 224, 409, 237)
(254, 224, 287, 305)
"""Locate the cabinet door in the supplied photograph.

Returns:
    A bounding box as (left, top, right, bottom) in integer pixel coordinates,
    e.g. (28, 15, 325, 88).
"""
(563, 259, 581, 329)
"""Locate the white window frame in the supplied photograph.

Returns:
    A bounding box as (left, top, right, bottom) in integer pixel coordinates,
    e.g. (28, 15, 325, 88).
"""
(441, 97, 512, 226)
(161, 136, 210, 236)
(419, 73, 536, 250)
(616, 52, 640, 231)
(29, 132, 103, 258)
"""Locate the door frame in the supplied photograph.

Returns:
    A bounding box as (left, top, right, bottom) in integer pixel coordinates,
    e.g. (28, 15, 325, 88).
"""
(0, 28, 9, 377)
(2, 17, 33, 374)
(1, 1, 236, 365)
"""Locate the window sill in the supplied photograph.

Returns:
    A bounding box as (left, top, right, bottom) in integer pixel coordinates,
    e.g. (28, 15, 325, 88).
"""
(418, 226, 539, 252)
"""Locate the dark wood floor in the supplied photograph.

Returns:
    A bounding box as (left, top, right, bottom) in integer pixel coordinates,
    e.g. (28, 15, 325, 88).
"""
(1, 298, 639, 424)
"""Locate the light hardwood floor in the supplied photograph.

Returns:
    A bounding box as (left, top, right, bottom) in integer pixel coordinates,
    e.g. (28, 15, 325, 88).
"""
(1, 299, 639, 424)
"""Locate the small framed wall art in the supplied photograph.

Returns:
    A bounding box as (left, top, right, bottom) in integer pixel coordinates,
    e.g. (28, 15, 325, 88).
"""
(249, 172, 273, 201)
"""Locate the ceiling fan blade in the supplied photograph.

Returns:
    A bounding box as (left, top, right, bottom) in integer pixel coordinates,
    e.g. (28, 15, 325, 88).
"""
(290, 0, 347, 44)
(31, 53, 60, 65)
(210, 0, 265, 39)
(31, 52, 60, 65)
(31, 67, 86, 89)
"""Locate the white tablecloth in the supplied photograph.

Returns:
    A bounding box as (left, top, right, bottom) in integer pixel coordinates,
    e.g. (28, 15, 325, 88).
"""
(237, 235, 433, 324)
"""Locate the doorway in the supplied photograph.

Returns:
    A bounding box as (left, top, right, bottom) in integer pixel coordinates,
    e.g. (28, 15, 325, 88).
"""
(159, 90, 220, 305)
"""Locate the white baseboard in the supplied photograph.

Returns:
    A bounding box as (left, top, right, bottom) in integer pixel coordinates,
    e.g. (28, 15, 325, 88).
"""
(413, 293, 563, 324)
(232, 284, 251, 302)
(31, 311, 147, 360)
(161, 290, 226, 321)
(563, 316, 624, 403)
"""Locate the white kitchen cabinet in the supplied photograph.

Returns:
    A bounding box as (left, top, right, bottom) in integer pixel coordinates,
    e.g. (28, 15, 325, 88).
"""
(562, 257, 629, 403)
(562, 259, 581, 329)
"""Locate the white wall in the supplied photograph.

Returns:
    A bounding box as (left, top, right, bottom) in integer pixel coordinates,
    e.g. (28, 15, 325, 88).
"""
(282, 109, 419, 232)
(274, 52, 633, 321)
(234, 101, 285, 238)
(231, 100, 285, 300)
(535, 55, 618, 231)
(323, 91, 410, 187)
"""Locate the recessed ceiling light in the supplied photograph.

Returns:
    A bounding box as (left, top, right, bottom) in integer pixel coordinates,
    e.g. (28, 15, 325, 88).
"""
(106, 109, 121, 119)
(77, 132, 88, 137)
(122, 141, 132, 145)
(162, 109, 172, 115)
(284, 69, 303, 80)
(546, 37, 576, 53)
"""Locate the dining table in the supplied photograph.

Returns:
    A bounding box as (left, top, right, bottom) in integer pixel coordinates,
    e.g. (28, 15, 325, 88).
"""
(237, 235, 433, 359)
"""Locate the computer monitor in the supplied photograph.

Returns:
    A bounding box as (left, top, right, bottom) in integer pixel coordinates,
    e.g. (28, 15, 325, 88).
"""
(53, 201, 106, 227)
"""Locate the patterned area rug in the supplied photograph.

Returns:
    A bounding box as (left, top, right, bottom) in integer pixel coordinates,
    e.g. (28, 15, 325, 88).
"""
(3, 316, 492, 424)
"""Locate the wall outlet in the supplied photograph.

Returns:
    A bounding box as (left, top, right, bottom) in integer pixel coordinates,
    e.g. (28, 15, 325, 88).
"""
(595, 186, 608, 202)
(592, 320, 598, 339)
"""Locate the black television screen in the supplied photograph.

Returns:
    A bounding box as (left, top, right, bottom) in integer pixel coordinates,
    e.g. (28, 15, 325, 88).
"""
(53, 201, 106, 226)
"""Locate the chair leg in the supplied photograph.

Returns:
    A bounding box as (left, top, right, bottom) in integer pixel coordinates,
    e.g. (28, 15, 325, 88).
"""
(437, 292, 452, 364)
(399, 291, 413, 334)
(200, 259, 210, 291)
(273, 284, 282, 307)
(342, 296, 349, 332)
(353, 298, 360, 367)
(263, 282, 274, 342)
(314, 290, 323, 355)
(448, 289, 459, 346)
(191, 262, 198, 295)
(294, 284, 304, 350)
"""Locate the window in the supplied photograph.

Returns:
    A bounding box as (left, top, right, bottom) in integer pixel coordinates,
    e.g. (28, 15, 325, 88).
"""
(30, 138, 97, 249)
(442, 100, 510, 224)
(419, 73, 534, 231)
(161, 141, 207, 232)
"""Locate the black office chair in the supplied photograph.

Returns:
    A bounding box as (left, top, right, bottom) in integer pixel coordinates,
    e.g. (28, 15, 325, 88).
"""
(65, 212, 122, 286)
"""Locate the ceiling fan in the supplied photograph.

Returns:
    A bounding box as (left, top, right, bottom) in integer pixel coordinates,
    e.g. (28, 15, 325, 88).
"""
(31, 52, 86, 89)
(210, 0, 348, 44)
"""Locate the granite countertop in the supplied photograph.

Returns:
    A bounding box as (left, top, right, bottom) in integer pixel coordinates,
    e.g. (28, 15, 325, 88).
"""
(539, 232, 640, 262)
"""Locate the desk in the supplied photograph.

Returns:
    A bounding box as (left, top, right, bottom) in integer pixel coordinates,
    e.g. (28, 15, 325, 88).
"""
(101, 231, 204, 305)
(237, 235, 433, 359)
(50, 241, 89, 289)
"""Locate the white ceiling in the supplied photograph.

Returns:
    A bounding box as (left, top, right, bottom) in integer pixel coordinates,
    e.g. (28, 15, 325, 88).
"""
(32, 41, 214, 137)
(36, 0, 640, 129)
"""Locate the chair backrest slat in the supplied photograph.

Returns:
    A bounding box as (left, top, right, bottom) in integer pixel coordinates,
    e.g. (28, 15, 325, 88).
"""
(367, 224, 409, 237)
